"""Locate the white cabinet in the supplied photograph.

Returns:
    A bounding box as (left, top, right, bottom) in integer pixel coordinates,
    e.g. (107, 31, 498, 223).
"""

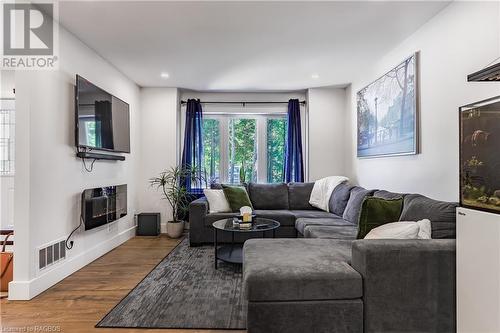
(457, 207, 500, 333)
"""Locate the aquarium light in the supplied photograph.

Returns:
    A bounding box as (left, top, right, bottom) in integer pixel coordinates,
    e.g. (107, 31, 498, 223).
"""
(468, 62, 500, 82)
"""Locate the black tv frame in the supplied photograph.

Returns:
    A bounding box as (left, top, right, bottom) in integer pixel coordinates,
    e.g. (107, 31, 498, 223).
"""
(74, 74, 131, 156)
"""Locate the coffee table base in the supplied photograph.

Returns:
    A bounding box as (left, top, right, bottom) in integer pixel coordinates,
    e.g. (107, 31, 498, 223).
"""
(216, 244, 243, 267)
(213, 218, 279, 270)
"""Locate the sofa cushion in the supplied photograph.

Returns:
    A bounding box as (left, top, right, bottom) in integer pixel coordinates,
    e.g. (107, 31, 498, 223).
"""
(203, 212, 239, 227)
(288, 182, 316, 210)
(243, 239, 362, 302)
(357, 197, 404, 239)
(253, 210, 296, 227)
(291, 210, 339, 219)
(295, 217, 352, 235)
(373, 190, 405, 200)
(329, 182, 354, 216)
(248, 183, 289, 210)
(222, 185, 253, 212)
(342, 187, 375, 224)
(400, 194, 458, 239)
(304, 225, 358, 239)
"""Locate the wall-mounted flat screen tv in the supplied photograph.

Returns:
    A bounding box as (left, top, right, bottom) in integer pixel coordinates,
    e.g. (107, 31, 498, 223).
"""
(460, 95, 500, 214)
(81, 184, 127, 231)
(75, 75, 130, 153)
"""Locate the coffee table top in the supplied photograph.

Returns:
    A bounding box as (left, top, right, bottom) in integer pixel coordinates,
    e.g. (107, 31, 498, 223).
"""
(212, 218, 280, 233)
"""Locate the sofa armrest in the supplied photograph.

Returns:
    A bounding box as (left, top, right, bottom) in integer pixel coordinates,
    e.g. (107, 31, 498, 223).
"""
(351, 239, 456, 333)
(189, 197, 209, 246)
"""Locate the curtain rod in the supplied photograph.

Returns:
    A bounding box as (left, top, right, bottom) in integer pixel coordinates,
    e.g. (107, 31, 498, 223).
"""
(180, 100, 306, 106)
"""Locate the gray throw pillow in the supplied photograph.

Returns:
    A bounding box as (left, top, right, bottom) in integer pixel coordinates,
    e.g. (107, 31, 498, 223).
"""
(342, 186, 375, 224)
(329, 182, 354, 216)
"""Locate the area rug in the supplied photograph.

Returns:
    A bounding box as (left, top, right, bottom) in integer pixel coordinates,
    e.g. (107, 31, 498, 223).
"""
(96, 238, 246, 329)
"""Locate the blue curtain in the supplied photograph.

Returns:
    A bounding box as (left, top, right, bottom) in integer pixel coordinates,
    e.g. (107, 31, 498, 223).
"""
(181, 99, 203, 194)
(283, 99, 304, 182)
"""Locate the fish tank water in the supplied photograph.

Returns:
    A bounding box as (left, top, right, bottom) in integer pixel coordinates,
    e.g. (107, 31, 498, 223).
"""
(460, 96, 500, 214)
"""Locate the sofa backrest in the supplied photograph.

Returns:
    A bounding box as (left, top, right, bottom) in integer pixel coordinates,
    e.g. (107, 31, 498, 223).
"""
(288, 182, 316, 210)
(399, 194, 458, 239)
(248, 183, 289, 210)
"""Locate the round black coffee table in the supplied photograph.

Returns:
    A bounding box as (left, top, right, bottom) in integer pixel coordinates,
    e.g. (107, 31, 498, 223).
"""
(212, 217, 280, 269)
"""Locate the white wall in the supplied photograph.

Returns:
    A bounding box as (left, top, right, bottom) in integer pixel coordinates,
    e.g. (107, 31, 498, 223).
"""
(307, 87, 347, 180)
(10, 26, 141, 300)
(138, 88, 178, 232)
(346, 1, 500, 201)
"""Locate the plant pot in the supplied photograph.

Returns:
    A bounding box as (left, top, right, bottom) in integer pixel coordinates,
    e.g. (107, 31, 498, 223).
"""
(167, 221, 184, 239)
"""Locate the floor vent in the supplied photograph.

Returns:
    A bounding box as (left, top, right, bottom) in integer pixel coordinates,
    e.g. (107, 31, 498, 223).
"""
(38, 240, 66, 270)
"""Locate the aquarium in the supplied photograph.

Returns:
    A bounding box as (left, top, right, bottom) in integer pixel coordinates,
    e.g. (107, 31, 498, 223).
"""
(460, 96, 500, 214)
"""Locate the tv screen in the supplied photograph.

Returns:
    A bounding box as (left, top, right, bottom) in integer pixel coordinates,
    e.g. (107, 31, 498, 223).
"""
(75, 75, 130, 153)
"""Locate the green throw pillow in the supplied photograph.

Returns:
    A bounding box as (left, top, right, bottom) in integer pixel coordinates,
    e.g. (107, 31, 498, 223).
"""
(222, 185, 253, 212)
(357, 197, 403, 239)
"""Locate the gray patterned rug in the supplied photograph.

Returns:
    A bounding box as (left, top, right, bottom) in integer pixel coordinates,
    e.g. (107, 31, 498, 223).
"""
(96, 238, 246, 329)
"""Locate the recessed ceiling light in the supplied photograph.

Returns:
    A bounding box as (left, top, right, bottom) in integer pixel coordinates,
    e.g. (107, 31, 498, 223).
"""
(311, 73, 319, 79)
(160, 72, 169, 79)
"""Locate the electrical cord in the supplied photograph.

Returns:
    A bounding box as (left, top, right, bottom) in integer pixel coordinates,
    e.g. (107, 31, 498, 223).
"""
(82, 157, 97, 172)
(65, 215, 84, 250)
(77, 147, 97, 172)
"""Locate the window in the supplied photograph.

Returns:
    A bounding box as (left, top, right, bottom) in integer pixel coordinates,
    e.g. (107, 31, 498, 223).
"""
(202, 114, 287, 184)
(202, 118, 221, 184)
(228, 118, 257, 183)
(267, 118, 286, 183)
(0, 102, 15, 175)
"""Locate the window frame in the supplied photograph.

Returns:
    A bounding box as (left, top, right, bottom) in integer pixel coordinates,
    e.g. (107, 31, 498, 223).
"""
(203, 112, 287, 184)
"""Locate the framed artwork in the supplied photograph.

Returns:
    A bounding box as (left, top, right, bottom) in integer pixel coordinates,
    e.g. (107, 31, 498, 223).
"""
(357, 53, 419, 158)
(460, 95, 500, 215)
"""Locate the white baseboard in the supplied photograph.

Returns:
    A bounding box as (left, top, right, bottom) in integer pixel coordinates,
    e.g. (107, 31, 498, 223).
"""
(8, 225, 136, 300)
(160, 221, 167, 234)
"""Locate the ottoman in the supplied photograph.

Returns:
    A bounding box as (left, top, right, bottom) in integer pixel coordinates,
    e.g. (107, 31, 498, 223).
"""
(243, 238, 363, 333)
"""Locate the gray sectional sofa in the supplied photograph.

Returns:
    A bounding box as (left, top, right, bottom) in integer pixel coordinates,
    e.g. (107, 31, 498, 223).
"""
(188, 182, 458, 333)
(190, 182, 372, 246)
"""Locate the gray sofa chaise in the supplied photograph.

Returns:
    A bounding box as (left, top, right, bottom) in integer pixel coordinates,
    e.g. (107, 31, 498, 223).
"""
(242, 185, 458, 333)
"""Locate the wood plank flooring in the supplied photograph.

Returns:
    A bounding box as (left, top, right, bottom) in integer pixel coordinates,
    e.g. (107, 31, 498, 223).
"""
(0, 235, 245, 333)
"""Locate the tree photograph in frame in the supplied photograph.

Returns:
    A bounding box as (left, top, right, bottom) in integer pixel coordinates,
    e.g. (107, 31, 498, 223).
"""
(357, 53, 419, 158)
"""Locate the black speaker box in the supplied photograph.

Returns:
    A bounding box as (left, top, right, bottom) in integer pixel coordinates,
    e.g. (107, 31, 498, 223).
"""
(137, 213, 161, 236)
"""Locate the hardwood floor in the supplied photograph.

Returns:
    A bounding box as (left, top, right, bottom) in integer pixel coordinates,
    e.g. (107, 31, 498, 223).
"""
(0, 235, 245, 333)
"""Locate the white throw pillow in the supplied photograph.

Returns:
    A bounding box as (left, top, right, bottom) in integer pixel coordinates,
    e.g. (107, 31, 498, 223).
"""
(364, 219, 432, 240)
(203, 189, 231, 213)
(416, 219, 432, 239)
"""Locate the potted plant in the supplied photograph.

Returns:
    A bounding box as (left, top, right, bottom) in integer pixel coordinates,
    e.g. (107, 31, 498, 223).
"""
(149, 166, 205, 238)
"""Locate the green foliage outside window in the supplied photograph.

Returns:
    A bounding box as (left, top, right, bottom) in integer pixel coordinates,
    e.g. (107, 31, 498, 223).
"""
(202, 119, 220, 184)
(267, 119, 286, 183)
(229, 119, 256, 183)
(202, 116, 287, 185)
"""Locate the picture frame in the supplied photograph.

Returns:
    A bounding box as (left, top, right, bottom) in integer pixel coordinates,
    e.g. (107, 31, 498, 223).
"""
(357, 53, 420, 158)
